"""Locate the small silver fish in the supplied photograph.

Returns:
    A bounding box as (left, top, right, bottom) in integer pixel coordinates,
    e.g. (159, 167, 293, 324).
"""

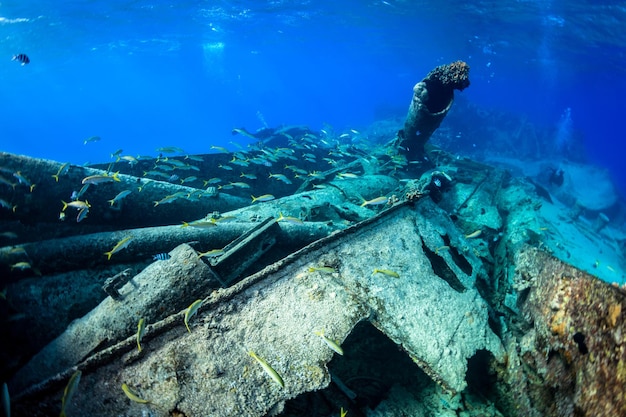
(104, 236, 133, 260)
(83, 135, 101, 145)
(184, 299, 203, 332)
(107, 190, 132, 206)
(60, 370, 82, 417)
(82, 172, 120, 185)
(76, 207, 89, 223)
(137, 318, 146, 352)
(361, 196, 389, 207)
(269, 173, 292, 184)
(251, 194, 275, 203)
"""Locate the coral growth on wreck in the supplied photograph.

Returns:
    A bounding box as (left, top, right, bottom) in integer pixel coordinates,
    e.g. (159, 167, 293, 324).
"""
(425, 60, 471, 91)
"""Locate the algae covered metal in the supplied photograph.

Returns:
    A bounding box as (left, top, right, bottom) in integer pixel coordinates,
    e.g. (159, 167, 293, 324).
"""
(11, 199, 504, 416)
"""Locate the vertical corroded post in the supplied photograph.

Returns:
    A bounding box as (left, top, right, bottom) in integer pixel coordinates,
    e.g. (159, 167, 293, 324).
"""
(396, 61, 470, 160)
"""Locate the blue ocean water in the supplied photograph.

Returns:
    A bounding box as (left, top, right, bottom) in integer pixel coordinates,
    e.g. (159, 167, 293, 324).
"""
(2, 3, 626, 415)
(1, 0, 625, 194)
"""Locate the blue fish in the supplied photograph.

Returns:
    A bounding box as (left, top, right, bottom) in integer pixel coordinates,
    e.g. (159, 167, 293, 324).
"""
(152, 253, 171, 261)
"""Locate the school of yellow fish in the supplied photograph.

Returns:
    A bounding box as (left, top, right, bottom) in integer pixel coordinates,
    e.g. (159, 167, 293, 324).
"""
(0, 126, 464, 415)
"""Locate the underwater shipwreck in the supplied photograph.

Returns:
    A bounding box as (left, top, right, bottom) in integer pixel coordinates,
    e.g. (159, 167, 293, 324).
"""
(1, 62, 625, 417)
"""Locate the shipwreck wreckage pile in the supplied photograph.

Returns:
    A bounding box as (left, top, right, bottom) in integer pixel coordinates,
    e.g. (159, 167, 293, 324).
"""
(0, 62, 624, 417)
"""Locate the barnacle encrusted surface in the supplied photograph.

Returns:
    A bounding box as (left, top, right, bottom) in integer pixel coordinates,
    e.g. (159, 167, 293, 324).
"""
(424, 60, 471, 91)
(509, 247, 626, 416)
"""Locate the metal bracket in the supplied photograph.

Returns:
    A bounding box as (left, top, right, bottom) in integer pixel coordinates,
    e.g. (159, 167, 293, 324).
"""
(102, 268, 133, 300)
(205, 217, 279, 287)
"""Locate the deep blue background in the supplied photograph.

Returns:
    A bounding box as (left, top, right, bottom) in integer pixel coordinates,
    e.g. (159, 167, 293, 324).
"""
(1, 1, 625, 193)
